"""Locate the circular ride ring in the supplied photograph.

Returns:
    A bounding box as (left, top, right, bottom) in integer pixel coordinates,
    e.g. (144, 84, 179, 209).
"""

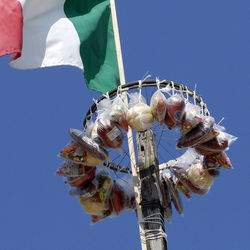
(82, 80, 210, 174)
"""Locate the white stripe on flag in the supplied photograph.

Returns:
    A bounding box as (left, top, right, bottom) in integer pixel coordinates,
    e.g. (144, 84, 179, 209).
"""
(10, 0, 83, 70)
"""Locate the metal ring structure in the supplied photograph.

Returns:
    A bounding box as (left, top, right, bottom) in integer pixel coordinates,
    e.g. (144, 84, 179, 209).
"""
(82, 79, 210, 173)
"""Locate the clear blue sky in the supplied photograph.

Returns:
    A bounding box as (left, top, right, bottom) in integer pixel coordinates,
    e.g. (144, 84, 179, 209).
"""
(0, 1, 249, 250)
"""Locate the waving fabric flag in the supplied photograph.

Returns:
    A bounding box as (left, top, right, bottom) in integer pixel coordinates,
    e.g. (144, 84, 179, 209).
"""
(0, 0, 120, 93)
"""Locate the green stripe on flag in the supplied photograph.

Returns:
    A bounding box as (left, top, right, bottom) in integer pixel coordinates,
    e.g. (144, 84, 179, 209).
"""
(64, 0, 120, 93)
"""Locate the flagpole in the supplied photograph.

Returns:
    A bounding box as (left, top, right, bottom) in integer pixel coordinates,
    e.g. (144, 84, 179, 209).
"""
(109, 1, 147, 250)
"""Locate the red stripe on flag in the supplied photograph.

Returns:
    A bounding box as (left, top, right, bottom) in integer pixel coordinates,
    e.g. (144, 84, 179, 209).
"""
(0, 0, 23, 60)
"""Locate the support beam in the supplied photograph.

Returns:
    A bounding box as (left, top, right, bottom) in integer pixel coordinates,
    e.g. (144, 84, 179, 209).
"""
(136, 130, 167, 250)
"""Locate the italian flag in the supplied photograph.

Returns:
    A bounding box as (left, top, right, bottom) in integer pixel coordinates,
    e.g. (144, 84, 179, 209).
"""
(0, 0, 120, 93)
